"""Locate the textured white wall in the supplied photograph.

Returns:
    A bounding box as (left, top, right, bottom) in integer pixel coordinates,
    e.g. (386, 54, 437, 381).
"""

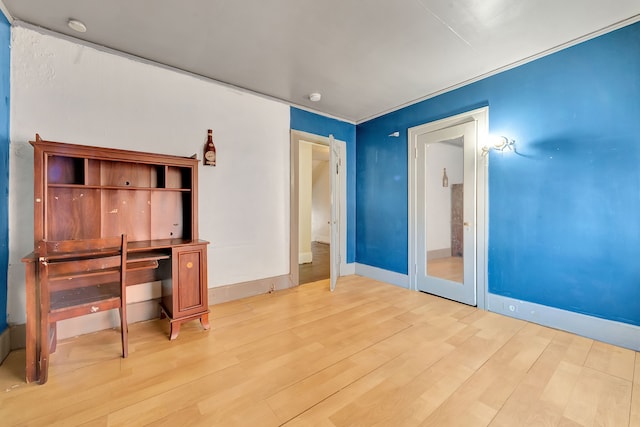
(312, 160, 331, 243)
(8, 25, 290, 325)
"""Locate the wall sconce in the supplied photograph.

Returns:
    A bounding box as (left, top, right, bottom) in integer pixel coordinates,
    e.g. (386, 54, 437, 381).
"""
(481, 135, 515, 156)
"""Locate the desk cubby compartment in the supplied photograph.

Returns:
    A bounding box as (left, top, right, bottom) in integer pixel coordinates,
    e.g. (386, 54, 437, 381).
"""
(166, 166, 192, 189)
(47, 188, 101, 241)
(100, 160, 165, 188)
(47, 155, 85, 185)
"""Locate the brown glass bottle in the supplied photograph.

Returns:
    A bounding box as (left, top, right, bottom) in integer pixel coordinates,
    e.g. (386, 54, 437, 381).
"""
(204, 129, 216, 166)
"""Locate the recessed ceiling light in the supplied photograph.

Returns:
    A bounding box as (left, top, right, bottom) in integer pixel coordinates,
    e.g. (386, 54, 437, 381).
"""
(309, 92, 321, 102)
(67, 19, 87, 33)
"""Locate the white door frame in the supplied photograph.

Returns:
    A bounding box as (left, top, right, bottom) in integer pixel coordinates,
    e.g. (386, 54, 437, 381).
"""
(408, 107, 489, 309)
(290, 130, 347, 288)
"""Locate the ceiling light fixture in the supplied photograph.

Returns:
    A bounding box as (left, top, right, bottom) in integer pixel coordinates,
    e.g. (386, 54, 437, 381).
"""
(309, 92, 321, 102)
(67, 19, 87, 33)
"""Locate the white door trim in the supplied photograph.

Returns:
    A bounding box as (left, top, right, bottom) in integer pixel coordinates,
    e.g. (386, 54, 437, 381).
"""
(407, 107, 489, 309)
(290, 130, 347, 288)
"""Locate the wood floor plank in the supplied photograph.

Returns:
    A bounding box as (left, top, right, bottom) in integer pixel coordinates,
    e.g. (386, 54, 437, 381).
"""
(632, 354, 640, 427)
(563, 367, 632, 426)
(0, 276, 638, 427)
(584, 340, 636, 381)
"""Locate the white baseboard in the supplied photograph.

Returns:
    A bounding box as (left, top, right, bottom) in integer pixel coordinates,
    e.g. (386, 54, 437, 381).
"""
(488, 294, 640, 351)
(427, 248, 451, 259)
(299, 252, 313, 264)
(209, 274, 293, 305)
(354, 263, 409, 289)
(56, 298, 161, 340)
(340, 262, 355, 276)
(7, 274, 296, 350)
(10, 323, 26, 350)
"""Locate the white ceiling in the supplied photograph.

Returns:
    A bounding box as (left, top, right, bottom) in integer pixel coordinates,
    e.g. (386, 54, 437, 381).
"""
(2, 1, 639, 123)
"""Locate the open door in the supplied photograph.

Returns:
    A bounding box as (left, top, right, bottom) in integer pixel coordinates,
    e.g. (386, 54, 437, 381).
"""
(329, 134, 341, 291)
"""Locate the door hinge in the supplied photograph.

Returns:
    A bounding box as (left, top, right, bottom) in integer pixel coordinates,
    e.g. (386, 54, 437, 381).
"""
(414, 146, 417, 159)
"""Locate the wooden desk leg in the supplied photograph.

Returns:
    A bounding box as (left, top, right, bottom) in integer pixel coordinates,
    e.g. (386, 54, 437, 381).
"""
(200, 314, 210, 330)
(169, 322, 181, 341)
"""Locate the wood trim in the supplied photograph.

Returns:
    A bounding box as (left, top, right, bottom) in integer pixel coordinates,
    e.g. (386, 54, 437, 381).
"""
(29, 138, 200, 167)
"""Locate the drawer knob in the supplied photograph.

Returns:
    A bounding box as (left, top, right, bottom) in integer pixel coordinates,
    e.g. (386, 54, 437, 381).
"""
(186, 262, 193, 269)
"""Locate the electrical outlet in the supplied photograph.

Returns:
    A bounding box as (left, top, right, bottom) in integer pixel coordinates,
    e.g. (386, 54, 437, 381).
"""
(503, 302, 518, 313)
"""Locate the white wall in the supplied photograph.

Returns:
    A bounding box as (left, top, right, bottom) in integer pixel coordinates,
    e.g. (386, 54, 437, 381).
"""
(425, 142, 463, 252)
(312, 159, 330, 243)
(7, 25, 291, 325)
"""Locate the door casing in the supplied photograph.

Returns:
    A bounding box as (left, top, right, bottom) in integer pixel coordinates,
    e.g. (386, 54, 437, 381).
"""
(407, 107, 489, 309)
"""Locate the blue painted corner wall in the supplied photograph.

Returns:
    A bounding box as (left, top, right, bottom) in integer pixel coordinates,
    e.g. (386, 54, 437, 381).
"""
(356, 21, 640, 326)
(290, 107, 356, 263)
(0, 14, 10, 333)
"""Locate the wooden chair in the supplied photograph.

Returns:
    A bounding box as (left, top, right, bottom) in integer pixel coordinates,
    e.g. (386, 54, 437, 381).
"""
(36, 235, 128, 384)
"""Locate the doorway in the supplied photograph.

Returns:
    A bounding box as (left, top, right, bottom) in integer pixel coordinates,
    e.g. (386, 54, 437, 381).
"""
(290, 131, 346, 291)
(408, 108, 488, 309)
(298, 142, 331, 284)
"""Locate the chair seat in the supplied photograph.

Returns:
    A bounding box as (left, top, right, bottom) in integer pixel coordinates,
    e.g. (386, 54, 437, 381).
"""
(49, 282, 122, 321)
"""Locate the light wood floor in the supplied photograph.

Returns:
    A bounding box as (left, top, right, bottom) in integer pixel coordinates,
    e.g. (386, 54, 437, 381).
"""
(427, 256, 464, 283)
(1, 276, 638, 426)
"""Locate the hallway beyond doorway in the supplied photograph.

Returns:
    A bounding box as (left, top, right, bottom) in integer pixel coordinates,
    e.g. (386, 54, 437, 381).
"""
(299, 241, 329, 284)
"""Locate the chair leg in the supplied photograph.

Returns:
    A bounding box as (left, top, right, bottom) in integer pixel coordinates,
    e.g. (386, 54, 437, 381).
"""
(50, 322, 58, 353)
(119, 306, 128, 358)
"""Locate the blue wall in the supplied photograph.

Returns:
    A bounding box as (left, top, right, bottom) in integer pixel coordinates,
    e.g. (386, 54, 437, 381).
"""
(356, 22, 640, 326)
(0, 14, 10, 333)
(290, 107, 356, 263)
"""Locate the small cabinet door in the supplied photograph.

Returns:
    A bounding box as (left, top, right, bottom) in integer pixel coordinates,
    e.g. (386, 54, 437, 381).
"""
(166, 244, 208, 319)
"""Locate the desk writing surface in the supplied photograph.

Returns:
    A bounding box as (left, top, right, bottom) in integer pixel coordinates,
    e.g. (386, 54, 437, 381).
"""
(21, 239, 210, 262)
(127, 239, 210, 251)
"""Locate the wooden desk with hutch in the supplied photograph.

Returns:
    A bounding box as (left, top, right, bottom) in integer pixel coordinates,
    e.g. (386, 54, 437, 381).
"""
(22, 135, 210, 384)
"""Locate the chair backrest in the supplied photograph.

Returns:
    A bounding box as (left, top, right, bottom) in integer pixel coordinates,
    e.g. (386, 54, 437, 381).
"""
(37, 235, 127, 291)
